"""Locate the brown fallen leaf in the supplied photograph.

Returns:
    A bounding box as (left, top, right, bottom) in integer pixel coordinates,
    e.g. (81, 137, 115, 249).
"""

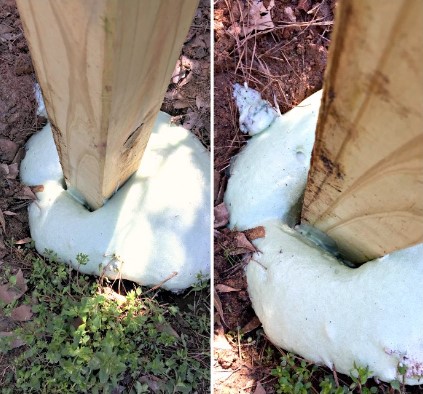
(18, 186, 37, 200)
(284, 6, 297, 22)
(214, 202, 229, 228)
(214, 288, 227, 326)
(196, 95, 210, 109)
(102, 287, 126, 304)
(244, 226, 266, 241)
(32, 185, 44, 193)
(215, 284, 241, 293)
(71, 316, 84, 329)
(6, 163, 19, 179)
(242, 0, 275, 36)
(15, 237, 32, 245)
(173, 100, 191, 109)
(254, 381, 267, 394)
(2, 211, 17, 216)
(214, 332, 233, 350)
(156, 323, 180, 340)
(0, 269, 28, 304)
(182, 110, 199, 131)
(234, 232, 256, 252)
(0, 163, 8, 176)
(241, 316, 262, 334)
(0, 332, 25, 349)
(0, 23, 14, 35)
(297, 0, 311, 12)
(139, 375, 165, 392)
(11, 304, 33, 321)
(0, 285, 16, 304)
(15, 269, 27, 293)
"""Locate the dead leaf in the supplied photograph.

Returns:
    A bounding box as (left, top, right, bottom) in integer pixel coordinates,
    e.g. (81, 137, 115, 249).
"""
(242, 0, 275, 36)
(156, 323, 180, 340)
(0, 269, 28, 304)
(15, 237, 32, 245)
(0, 285, 16, 304)
(228, 22, 242, 37)
(0, 209, 5, 234)
(215, 284, 241, 293)
(102, 287, 126, 304)
(0, 163, 8, 175)
(173, 100, 191, 109)
(164, 89, 184, 101)
(171, 56, 193, 87)
(0, 23, 14, 35)
(241, 316, 262, 334)
(3, 211, 17, 216)
(254, 381, 267, 394)
(196, 95, 210, 109)
(139, 375, 165, 392)
(18, 186, 37, 200)
(171, 60, 186, 84)
(244, 226, 266, 240)
(214, 332, 233, 350)
(190, 34, 207, 49)
(214, 289, 227, 326)
(6, 163, 18, 179)
(284, 6, 297, 22)
(71, 316, 84, 329)
(182, 111, 199, 131)
(32, 185, 44, 193)
(15, 269, 27, 292)
(0, 332, 25, 349)
(214, 202, 229, 228)
(234, 232, 256, 252)
(11, 304, 33, 321)
(297, 0, 311, 12)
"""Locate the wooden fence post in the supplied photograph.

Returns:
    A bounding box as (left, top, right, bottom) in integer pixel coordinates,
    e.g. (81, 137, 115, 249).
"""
(17, 0, 198, 210)
(301, 0, 423, 262)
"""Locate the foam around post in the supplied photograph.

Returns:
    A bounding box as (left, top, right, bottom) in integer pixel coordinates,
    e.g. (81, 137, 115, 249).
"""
(21, 112, 210, 291)
(248, 220, 423, 384)
(225, 89, 423, 384)
(225, 90, 321, 231)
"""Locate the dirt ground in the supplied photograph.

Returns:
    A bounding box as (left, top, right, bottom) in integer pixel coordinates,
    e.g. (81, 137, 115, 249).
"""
(0, 0, 210, 386)
(0, 0, 44, 338)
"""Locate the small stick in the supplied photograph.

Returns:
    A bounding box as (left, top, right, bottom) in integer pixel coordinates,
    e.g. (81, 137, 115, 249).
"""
(237, 326, 242, 359)
(143, 272, 178, 295)
(333, 364, 340, 388)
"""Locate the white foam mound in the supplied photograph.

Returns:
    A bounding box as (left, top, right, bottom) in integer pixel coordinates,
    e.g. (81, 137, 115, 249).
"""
(21, 112, 210, 291)
(248, 220, 423, 384)
(225, 89, 423, 384)
(225, 90, 321, 230)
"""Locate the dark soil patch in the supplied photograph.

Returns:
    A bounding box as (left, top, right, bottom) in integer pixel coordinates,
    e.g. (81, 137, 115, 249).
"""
(0, 0, 45, 283)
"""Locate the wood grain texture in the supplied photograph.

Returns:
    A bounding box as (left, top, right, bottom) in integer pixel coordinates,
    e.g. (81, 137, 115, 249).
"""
(301, 0, 423, 263)
(17, 0, 198, 209)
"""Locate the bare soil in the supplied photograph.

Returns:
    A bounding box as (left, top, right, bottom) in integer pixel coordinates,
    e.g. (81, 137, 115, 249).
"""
(0, 0, 210, 387)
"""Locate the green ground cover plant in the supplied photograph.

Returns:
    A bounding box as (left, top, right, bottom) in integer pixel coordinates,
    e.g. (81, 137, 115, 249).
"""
(0, 251, 210, 393)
